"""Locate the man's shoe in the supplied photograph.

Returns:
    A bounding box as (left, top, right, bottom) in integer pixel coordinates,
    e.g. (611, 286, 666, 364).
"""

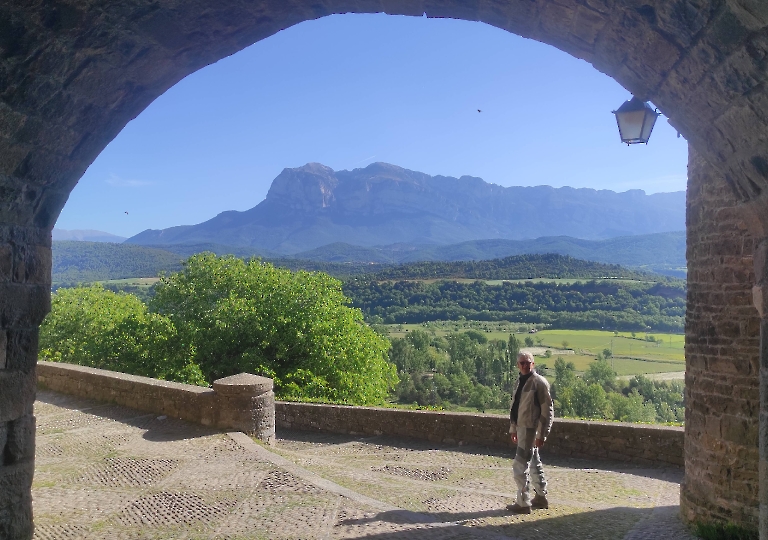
(505, 503, 531, 514)
(531, 494, 549, 509)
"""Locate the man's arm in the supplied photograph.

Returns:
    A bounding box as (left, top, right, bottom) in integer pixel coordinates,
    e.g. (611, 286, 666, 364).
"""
(509, 381, 518, 444)
(535, 378, 554, 443)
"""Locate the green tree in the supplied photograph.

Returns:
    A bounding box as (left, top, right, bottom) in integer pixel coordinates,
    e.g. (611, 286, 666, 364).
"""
(506, 334, 520, 364)
(554, 357, 576, 388)
(468, 384, 494, 412)
(584, 357, 617, 389)
(572, 381, 608, 419)
(524, 336, 534, 347)
(464, 329, 488, 344)
(40, 285, 205, 385)
(606, 390, 656, 423)
(406, 329, 432, 351)
(151, 254, 395, 404)
(552, 357, 577, 415)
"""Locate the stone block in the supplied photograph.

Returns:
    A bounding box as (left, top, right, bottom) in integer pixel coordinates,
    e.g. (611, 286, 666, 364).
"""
(22, 244, 51, 285)
(0, 460, 34, 539)
(5, 329, 37, 371)
(0, 370, 35, 424)
(0, 244, 11, 283)
(4, 414, 34, 464)
(721, 414, 758, 446)
(0, 283, 50, 327)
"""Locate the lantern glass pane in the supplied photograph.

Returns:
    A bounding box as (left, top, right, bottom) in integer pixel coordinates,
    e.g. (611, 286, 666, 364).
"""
(640, 111, 658, 143)
(617, 110, 646, 142)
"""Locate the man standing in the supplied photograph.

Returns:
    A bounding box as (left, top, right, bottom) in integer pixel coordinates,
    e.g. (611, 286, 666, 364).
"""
(507, 351, 554, 514)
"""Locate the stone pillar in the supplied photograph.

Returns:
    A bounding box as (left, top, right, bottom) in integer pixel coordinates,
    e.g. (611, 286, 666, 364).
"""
(0, 226, 51, 540)
(681, 147, 760, 531)
(212, 373, 275, 443)
(753, 241, 768, 540)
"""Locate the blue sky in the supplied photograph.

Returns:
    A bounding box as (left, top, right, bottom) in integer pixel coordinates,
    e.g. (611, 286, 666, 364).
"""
(55, 13, 688, 239)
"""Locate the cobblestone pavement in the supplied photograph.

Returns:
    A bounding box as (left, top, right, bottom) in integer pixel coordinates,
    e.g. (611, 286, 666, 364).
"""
(33, 390, 697, 540)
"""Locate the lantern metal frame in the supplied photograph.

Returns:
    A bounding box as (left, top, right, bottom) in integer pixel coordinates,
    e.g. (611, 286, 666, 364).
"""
(612, 97, 660, 145)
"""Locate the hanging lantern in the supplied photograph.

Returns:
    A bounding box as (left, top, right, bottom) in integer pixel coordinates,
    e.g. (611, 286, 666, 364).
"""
(612, 97, 659, 145)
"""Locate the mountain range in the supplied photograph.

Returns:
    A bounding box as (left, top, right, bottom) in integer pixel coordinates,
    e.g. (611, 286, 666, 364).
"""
(52, 232, 686, 284)
(292, 232, 686, 274)
(125, 162, 685, 254)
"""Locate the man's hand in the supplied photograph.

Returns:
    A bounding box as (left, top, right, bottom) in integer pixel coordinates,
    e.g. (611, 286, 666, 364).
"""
(534, 438, 544, 449)
(510, 432, 518, 445)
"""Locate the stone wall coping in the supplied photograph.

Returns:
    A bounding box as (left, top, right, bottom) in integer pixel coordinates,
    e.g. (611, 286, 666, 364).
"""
(36, 361, 275, 442)
(212, 372, 273, 396)
(274, 401, 684, 434)
(37, 360, 213, 394)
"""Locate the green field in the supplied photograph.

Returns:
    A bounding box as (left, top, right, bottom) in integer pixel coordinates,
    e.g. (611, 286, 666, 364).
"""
(385, 322, 684, 377)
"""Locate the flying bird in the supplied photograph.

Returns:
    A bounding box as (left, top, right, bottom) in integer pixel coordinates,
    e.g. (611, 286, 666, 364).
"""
(477, 109, 482, 113)
(124, 211, 129, 215)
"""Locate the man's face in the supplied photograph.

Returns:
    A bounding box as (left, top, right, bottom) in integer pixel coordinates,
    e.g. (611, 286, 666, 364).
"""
(518, 357, 534, 375)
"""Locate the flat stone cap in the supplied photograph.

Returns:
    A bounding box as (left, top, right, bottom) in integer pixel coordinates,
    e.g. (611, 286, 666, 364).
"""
(212, 373, 273, 396)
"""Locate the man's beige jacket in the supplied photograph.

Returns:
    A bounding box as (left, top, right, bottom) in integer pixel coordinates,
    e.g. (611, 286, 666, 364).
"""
(509, 370, 554, 441)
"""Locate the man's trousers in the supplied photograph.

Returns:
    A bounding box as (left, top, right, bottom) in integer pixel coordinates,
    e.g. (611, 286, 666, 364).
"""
(513, 426, 548, 506)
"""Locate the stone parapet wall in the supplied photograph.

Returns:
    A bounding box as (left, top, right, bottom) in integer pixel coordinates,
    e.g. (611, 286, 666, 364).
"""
(682, 149, 760, 530)
(36, 362, 683, 467)
(276, 402, 684, 468)
(36, 361, 275, 442)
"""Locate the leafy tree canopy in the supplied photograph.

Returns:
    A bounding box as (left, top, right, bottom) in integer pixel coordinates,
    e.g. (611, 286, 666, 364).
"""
(39, 285, 205, 385)
(150, 254, 396, 404)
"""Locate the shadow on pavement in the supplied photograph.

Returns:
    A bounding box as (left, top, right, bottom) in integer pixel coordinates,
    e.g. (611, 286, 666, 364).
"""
(338, 505, 687, 540)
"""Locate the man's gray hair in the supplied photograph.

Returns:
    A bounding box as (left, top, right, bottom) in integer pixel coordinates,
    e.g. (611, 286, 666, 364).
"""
(517, 351, 535, 363)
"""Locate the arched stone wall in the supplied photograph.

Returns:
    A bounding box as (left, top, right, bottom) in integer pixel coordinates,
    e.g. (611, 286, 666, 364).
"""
(1, 1, 768, 537)
(683, 147, 760, 528)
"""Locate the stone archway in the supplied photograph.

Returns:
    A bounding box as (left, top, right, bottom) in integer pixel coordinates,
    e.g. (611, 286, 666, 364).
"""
(1, 1, 767, 537)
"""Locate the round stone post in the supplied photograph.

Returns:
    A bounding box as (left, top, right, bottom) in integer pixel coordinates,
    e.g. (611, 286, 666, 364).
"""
(212, 373, 275, 443)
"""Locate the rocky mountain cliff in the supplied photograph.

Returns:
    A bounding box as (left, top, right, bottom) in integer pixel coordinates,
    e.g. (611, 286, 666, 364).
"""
(126, 162, 685, 254)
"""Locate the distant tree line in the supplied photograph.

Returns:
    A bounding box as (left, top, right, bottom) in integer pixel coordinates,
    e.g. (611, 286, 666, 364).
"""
(344, 279, 685, 332)
(365, 253, 659, 281)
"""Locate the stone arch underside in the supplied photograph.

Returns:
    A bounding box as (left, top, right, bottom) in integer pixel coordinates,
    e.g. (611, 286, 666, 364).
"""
(1, 1, 768, 538)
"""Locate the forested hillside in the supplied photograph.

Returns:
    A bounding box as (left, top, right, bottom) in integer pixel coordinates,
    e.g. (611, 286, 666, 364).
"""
(291, 231, 686, 278)
(344, 279, 685, 332)
(53, 242, 184, 284)
(366, 253, 656, 281)
(54, 243, 662, 283)
(53, 243, 683, 332)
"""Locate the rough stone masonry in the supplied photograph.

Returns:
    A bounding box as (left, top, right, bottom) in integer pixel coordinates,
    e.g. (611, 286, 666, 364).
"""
(1, 1, 768, 538)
